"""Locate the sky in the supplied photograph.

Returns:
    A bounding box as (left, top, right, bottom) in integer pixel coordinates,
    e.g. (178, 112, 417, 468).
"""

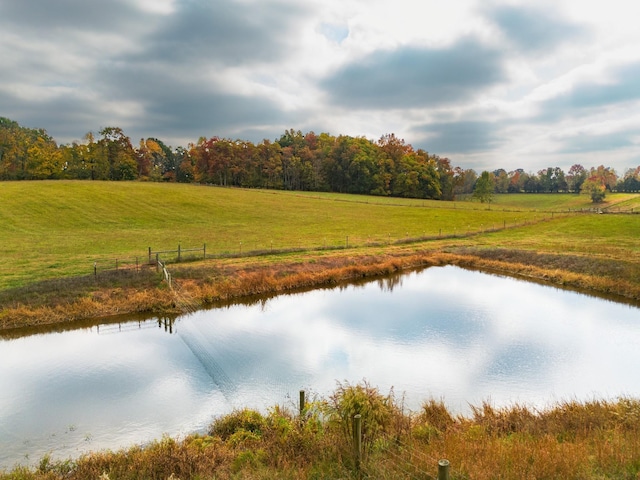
(1, 0, 639, 173)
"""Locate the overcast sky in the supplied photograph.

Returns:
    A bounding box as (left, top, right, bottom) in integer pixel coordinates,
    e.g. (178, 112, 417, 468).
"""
(1, 0, 639, 173)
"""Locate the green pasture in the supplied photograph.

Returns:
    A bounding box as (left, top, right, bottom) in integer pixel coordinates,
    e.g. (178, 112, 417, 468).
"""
(0, 181, 637, 290)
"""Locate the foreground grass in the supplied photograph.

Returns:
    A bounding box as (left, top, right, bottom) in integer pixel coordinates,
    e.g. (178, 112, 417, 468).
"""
(2, 382, 639, 479)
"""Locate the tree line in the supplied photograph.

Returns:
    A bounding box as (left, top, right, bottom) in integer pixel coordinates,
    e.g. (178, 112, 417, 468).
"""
(1, 117, 638, 202)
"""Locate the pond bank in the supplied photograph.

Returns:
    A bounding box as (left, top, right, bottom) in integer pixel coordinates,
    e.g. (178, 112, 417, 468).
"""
(1, 244, 639, 333)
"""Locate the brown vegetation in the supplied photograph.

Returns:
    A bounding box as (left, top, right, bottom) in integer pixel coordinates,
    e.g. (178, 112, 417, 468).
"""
(1, 246, 639, 332)
(2, 382, 639, 479)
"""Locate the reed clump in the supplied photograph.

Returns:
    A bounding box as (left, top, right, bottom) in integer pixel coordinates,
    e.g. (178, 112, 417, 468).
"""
(2, 383, 640, 480)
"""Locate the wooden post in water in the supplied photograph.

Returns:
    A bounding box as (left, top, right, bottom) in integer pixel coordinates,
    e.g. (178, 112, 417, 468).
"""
(438, 459, 450, 480)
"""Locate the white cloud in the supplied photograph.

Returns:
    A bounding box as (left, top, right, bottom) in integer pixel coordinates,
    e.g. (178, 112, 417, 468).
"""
(1, 0, 639, 171)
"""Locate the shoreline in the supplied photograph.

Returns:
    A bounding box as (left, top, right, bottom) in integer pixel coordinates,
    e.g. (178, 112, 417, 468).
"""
(2, 247, 639, 333)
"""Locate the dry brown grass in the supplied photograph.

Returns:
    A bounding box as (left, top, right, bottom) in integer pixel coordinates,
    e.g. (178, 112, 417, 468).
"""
(3, 387, 639, 480)
(2, 246, 639, 332)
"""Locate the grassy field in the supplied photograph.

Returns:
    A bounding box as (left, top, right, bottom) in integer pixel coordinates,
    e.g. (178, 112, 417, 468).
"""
(0, 181, 577, 290)
(0, 181, 638, 328)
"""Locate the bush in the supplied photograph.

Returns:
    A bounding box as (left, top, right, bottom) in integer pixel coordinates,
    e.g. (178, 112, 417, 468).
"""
(209, 408, 266, 440)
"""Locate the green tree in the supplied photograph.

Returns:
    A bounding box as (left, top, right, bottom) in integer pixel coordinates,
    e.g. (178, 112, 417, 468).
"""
(567, 164, 587, 193)
(98, 127, 137, 180)
(473, 171, 494, 203)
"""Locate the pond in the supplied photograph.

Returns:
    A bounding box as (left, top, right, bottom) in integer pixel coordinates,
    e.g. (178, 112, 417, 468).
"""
(1, 265, 639, 468)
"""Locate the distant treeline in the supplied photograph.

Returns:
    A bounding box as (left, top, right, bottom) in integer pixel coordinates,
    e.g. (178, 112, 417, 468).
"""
(1, 117, 639, 200)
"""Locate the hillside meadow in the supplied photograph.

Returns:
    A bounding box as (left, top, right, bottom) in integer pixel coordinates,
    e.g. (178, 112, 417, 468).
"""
(0, 180, 638, 329)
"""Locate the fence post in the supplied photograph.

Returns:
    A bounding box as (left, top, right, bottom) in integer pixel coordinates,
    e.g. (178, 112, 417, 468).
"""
(178, 243, 181, 262)
(299, 390, 305, 417)
(438, 459, 450, 480)
(94, 262, 97, 277)
(353, 414, 362, 474)
(203, 243, 206, 260)
(156, 253, 160, 272)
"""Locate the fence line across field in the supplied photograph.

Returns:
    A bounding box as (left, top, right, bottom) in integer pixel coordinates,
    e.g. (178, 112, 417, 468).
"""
(92, 210, 583, 281)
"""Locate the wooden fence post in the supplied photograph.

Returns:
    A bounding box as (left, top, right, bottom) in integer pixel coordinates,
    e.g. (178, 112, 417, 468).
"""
(94, 262, 97, 277)
(178, 243, 181, 262)
(156, 253, 160, 272)
(438, 459, 450, 480)
(203, 243, 206, 260)
(299, 390, 305, 417)
(353, 414, 362, 473)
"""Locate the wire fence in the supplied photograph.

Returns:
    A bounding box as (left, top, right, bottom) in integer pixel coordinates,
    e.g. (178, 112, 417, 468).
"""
(88, 206, 616, 299)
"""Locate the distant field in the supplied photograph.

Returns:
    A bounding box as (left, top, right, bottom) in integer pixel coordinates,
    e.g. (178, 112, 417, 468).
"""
(0, 181, 637, 290)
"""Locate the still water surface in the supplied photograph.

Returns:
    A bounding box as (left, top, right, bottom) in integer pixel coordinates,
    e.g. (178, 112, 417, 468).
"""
(1, 266, 639, 467)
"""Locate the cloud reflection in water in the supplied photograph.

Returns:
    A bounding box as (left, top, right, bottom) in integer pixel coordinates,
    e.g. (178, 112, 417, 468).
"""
(1, 265, 639, 467)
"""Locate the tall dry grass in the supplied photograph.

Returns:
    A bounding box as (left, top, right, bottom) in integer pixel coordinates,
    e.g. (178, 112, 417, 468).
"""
(2, 383, 639, 480)
(2, 247, 639, 332)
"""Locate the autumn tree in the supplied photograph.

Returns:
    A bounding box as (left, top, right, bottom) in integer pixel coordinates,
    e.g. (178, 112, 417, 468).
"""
(97, 127, 137, 180)
(581, 166, 617, 203)
(566, 164, 587, 193)
(581, 175, 606, 203)
(618, 167, 640, 192)
(436, 157, 455, 200)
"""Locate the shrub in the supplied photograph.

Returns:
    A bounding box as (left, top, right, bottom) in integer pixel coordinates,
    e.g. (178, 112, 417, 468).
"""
(209, 408, 266, 440)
